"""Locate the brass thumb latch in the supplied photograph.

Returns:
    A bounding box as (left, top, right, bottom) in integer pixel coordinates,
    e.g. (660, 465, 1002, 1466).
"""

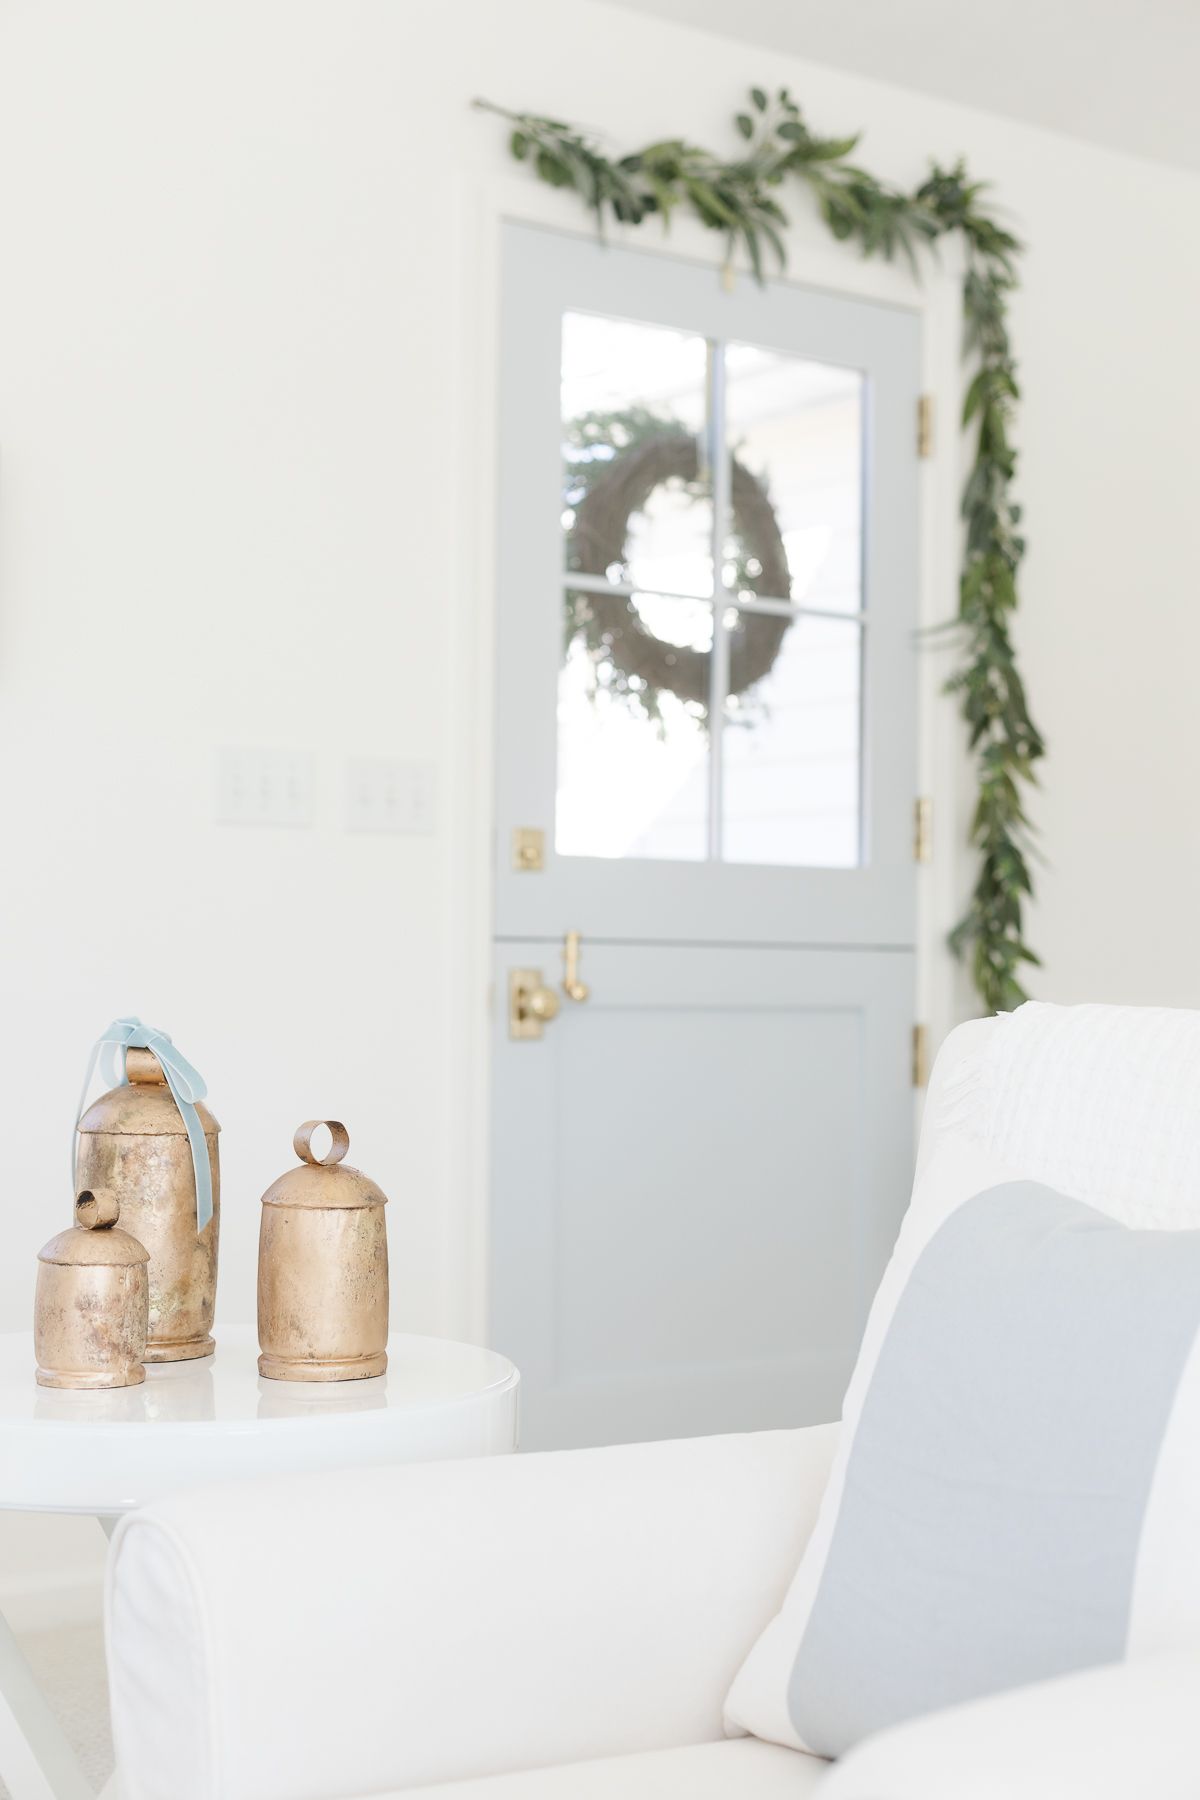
(562, 931, 589, 1003)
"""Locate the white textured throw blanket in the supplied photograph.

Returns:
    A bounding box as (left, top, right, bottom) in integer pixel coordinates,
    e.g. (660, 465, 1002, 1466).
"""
(935, 1001, 1200, 1230)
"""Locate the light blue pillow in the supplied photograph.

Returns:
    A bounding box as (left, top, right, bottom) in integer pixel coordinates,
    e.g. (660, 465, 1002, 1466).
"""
(726, 1147, 1200, 1756)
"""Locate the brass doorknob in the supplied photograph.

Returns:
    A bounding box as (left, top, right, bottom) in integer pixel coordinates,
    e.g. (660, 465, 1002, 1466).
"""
(525, 983, 560, 1023)
(508, 969, 560, 1040)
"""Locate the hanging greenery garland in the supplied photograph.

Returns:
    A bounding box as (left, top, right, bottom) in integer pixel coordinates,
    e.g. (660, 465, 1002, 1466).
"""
(476, 87, 1045, 1015)
(565, 407, 792, 717)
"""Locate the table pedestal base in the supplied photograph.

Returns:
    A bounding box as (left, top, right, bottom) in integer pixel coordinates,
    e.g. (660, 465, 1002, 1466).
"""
(0, 1518, 120, 1800)
(0, 1595, 96, 1800)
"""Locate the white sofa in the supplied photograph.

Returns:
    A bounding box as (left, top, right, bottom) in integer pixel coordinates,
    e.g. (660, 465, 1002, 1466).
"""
(105, 1014, 1200, 1798)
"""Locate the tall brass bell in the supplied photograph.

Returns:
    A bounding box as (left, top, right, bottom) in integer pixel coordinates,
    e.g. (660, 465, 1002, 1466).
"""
(35, 1190, 149, 1389)
(76, 1046, 220, 1362)
(257, 1120, 389, 1382)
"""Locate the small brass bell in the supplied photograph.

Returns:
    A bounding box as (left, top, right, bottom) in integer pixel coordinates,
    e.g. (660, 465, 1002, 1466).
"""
(35, 1191, 149, 1389)
(76, 1043, 220, 1363)
(257, 1121, 389, 1382)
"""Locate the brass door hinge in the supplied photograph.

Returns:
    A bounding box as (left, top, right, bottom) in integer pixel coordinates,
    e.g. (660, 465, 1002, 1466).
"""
(912, 1023, 930, 1089)
(913, 795, 932, 863)
(917, 394, 935, 459)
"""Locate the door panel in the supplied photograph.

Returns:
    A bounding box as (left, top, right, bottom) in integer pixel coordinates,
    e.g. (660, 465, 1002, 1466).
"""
(491, 941, 914, 1449)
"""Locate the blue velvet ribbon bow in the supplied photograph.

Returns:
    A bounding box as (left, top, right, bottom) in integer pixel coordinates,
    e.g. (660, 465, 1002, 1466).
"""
(73, 1017, 213, 1231)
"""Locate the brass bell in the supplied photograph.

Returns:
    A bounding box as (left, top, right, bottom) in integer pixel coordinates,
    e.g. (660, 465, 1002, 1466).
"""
(257, 1120, 389, 1382)
(35, 1191, 149, 1389)
(75, 1046, 220, 1363)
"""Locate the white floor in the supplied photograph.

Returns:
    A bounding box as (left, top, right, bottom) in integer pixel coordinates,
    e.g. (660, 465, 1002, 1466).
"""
(0, 1620, 113, 1799)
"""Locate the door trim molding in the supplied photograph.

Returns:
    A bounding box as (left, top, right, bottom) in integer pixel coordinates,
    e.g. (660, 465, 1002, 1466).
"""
(444, 170, 968, 1343)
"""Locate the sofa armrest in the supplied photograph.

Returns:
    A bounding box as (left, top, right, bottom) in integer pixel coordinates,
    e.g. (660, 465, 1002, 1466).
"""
(821, 1656, 1200, 1800)
(106, 1424, 836, 1800)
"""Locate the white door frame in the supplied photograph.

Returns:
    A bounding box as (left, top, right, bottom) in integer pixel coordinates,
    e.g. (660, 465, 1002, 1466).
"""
(441, 170, 970, 1346)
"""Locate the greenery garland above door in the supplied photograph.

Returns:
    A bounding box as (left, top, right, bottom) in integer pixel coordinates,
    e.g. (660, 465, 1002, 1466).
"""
(476, 87, 1045, 1015)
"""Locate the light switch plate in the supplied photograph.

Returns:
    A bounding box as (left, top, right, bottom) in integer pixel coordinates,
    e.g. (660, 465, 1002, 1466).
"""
(344, 757, 436, 835)
(217, 748, 314, 828)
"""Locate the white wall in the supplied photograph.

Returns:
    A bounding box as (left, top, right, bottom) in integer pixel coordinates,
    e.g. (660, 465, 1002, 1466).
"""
(0, 0, 1198, 1604)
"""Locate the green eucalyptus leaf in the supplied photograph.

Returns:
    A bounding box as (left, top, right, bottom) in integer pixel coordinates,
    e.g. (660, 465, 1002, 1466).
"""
(685, 177, 739, 228)
(535, 147, 574, 188)
(758, 217, 786, 268)
(742, 221, 765, 285)
(807, 132, 861, 161)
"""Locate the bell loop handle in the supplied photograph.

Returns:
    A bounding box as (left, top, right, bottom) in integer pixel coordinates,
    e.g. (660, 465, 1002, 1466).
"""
(75, 1189, 120, 1231)
(294, 1120, 350, 1168)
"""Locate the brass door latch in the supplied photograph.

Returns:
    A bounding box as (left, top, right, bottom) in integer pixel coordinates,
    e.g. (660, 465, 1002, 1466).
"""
(509, 934, 591, 1040)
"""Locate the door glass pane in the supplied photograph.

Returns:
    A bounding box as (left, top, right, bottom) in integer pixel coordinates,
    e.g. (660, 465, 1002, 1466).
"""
(725, 344, 864, 613)
(722, 612, 862, 868)
(556, 593, 710, 861)
(562, 313, 711, 600)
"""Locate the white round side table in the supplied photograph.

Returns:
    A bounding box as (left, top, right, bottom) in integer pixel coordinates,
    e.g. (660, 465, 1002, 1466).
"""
(0, 1325, 519, 1799)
